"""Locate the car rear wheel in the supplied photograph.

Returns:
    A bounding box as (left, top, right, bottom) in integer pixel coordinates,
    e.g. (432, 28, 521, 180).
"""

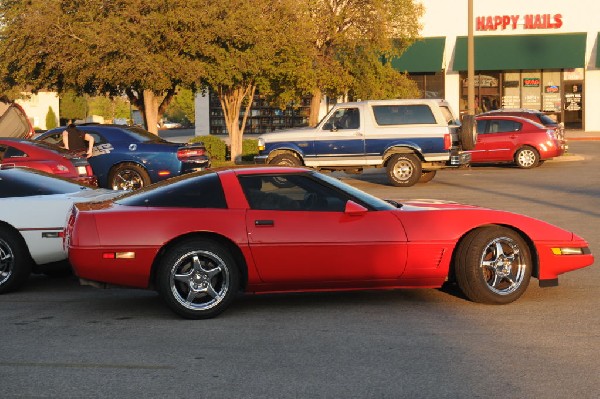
(109, 163, 151, 190)
(386, 153, 422, 187)
(156, 239, 239, 319)
(455, 226, 531, 304)
(0, 226, 31, 294)
(515, 146, 540, 169)
(418, 170, 437, 183)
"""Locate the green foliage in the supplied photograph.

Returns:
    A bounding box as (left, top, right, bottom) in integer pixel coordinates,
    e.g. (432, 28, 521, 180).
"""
(190, 135, 227, 161)
(241, 138, 258, 162)
(87, 96, 131, 120)
(60, 91, 87, 121)
(45, 106, 58, 129)
(164, 88, 195, 125)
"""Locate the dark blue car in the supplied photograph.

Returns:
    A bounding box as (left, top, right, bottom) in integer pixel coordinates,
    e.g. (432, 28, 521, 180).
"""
(37, 125, 210, 190)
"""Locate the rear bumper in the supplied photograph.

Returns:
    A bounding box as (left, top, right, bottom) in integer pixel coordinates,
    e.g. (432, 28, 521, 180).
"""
(449, 151, 471, 166)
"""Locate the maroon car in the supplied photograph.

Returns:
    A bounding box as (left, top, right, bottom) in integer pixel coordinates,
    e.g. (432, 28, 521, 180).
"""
(478, 108, 565, 142)
(470, 115, 566, 168)
(0, 138, 97, 185)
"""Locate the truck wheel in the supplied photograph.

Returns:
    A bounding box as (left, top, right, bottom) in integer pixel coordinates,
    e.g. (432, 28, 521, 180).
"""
(460, 115, 478, 151)
(269, 153, 301, 167)
(386, 154, 422, 187)
(418, 170, 437, 183)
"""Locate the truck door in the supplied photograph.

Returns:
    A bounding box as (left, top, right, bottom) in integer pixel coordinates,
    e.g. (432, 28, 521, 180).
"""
(314, 107, 365, 166)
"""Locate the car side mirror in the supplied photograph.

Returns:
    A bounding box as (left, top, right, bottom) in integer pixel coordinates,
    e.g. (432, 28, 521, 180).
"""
(344, 200, 368, 216)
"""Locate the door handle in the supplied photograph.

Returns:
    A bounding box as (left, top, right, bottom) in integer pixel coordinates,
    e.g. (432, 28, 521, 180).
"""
(255, 220, 274, 227)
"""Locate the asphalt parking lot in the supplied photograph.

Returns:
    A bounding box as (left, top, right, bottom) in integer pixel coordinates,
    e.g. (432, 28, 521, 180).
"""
(1, 141, 599, 398)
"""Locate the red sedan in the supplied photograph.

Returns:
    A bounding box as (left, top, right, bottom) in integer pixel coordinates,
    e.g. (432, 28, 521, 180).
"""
(0, 138, 97, 185)
(66, 167, 593, 319)
(469, 115, 566, 168)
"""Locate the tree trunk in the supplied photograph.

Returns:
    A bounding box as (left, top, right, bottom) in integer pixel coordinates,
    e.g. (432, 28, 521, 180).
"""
(218, 84, 255, 164)
(309, 88, 322, 127)
(143, 90, 160, 135)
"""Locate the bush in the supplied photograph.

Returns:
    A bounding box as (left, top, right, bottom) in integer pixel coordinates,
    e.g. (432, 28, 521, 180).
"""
(189, 135, 227, 161)
(242, 138, 258, 162)
(189, 135, 258, 164)
(45, 106, 58, 129)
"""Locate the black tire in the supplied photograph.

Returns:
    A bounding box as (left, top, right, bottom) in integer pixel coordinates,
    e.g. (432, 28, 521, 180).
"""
(418, 170, 437, 184)
(0, 226, 32, 294)
(269, 153, 302, 167)
(386, 153, 422, 187)
(514, 146, 540, 169)
(455, 226, 531, 304)
(156, 239, 240, 319)
(108, 163, 151, 190)
(460, 115, 478, 151)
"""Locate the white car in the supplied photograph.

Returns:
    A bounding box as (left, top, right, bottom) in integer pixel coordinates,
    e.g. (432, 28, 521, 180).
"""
(0, 167, 123, 293)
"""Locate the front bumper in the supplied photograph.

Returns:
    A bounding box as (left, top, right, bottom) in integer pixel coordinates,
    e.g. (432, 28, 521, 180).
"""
(254, 155, 268, 164)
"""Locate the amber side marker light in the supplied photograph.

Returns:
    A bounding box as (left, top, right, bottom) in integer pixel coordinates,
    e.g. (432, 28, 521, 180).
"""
(103, 252, 136, 259)
(551, 247, 585, 255)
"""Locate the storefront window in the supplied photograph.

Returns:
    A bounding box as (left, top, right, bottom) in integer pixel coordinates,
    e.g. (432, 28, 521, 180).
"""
(502, 72, 520, 108)
(542, 71, 561, 121)
(460, 72, 501, 114)
(521, 70, 542, 109)
(408, 72, 445, 99)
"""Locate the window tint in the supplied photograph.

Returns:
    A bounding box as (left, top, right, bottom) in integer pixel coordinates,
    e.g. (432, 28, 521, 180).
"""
(240, 174, 351, 211)
(37, 132, 63, 146)
(538, 114, 558, 126)
(0, 169, 88, 198)
(487, 119, 521, 133)
(116, 172, 227, 208)
(372, 105, 436, 125)
(322, 108, 360, 130)
(4, 146, 27, 158)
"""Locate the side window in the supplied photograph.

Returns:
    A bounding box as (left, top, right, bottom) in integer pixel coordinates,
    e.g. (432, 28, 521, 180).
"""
(373, 105, 436, 125)
(4, 146, 27, 158)
(85, 132, 107, 145)
(116, 172, 227, 208)
(476, 120, 487, 134)
(322, 108, 360, 131)
(239, 174, 349, 212)
(38, 132, 63, 146)
(496, 120, 522, 132)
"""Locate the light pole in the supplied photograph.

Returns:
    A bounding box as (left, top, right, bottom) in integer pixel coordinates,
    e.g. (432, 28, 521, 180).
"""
(468, 0, 475, 117)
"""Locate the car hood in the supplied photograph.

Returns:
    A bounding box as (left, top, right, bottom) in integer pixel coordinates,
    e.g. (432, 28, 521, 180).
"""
(258, 126, 317, 141)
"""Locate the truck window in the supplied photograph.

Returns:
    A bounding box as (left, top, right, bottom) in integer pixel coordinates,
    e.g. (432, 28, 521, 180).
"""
(322, 108, 360, 130)
(372, 105, 436, 125)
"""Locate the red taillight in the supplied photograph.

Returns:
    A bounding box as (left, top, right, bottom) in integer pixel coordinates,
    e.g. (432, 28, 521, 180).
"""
(444, 133, 451, 150)
(85, 165, 93, 176)
(177, 148, 205, 160)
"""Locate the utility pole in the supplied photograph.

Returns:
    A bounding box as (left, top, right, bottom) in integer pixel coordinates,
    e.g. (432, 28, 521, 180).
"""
(467, 0, 475, 117)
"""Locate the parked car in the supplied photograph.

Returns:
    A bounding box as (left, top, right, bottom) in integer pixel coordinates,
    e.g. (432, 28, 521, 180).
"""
(254, 99, 474, 187)
(478, 108, 565, 141)
(0, 168, 123, 293)
(469, 115, 566, 168)
(0, 138, 97, 185)
(65, 167, 593, 319)
(0, 100, 36, 139)
(36, 124, 210, 190)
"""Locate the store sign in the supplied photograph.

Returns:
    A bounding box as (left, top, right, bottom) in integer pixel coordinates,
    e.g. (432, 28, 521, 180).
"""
(545, 85, 559, 93)
(476, 13, 563, 31)
(523, 78, 541, 87)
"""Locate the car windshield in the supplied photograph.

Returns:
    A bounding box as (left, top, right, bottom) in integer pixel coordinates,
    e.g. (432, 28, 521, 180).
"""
(538, 114, 559, 126)
(313, 172, 396, 210)
(0, 168, 92, 197)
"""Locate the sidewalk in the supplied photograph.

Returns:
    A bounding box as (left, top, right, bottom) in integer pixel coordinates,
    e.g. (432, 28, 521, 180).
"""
(565, 129, 600, 141)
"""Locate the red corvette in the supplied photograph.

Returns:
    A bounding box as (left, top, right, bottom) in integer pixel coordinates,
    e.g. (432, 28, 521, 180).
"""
(66, 167, 594, 319)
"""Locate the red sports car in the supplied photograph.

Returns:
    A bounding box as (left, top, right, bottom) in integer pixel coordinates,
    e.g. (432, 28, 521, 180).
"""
(469, 115, 566, 168)
(0, 138, 96, 185)
(66, 167, 594, 319)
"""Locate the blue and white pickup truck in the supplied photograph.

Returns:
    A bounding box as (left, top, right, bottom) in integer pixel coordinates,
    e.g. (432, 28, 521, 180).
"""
(255, 99, 475, 187)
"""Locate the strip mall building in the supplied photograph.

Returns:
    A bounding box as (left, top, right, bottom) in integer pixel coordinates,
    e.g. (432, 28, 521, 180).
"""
(194, 0, 599, 134)
(394, 0, 600, 131)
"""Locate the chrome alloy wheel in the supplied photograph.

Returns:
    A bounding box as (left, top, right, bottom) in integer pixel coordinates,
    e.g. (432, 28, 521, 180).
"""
(112, 169, 145, 190)
(0, 238, 14, 286)
(516, 149, 537, 168)
(391, 159, 415, 182)
(169, 250, 230, 311)
(479, 236, 527, 295)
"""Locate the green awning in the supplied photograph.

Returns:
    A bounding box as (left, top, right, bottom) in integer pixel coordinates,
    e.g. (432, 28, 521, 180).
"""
(596, 33, 600, 67)
(453, 33, 587, 71)
(391, 37, 446, 73)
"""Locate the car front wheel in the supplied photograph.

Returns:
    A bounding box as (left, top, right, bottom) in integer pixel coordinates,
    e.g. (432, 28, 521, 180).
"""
(156, 239, 239, 319)
(0, 227, 31, 294)
(454, 226, 532, 304)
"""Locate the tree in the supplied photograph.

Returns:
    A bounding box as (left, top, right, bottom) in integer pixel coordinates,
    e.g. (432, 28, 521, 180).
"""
(164, 88, 195, 125)
(200, 0, 313, 162)
(45, 106, 58, 130)
(59, 91, 88, 122)
(0, 0, 212, 134)
(299, 0, 424, 126)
